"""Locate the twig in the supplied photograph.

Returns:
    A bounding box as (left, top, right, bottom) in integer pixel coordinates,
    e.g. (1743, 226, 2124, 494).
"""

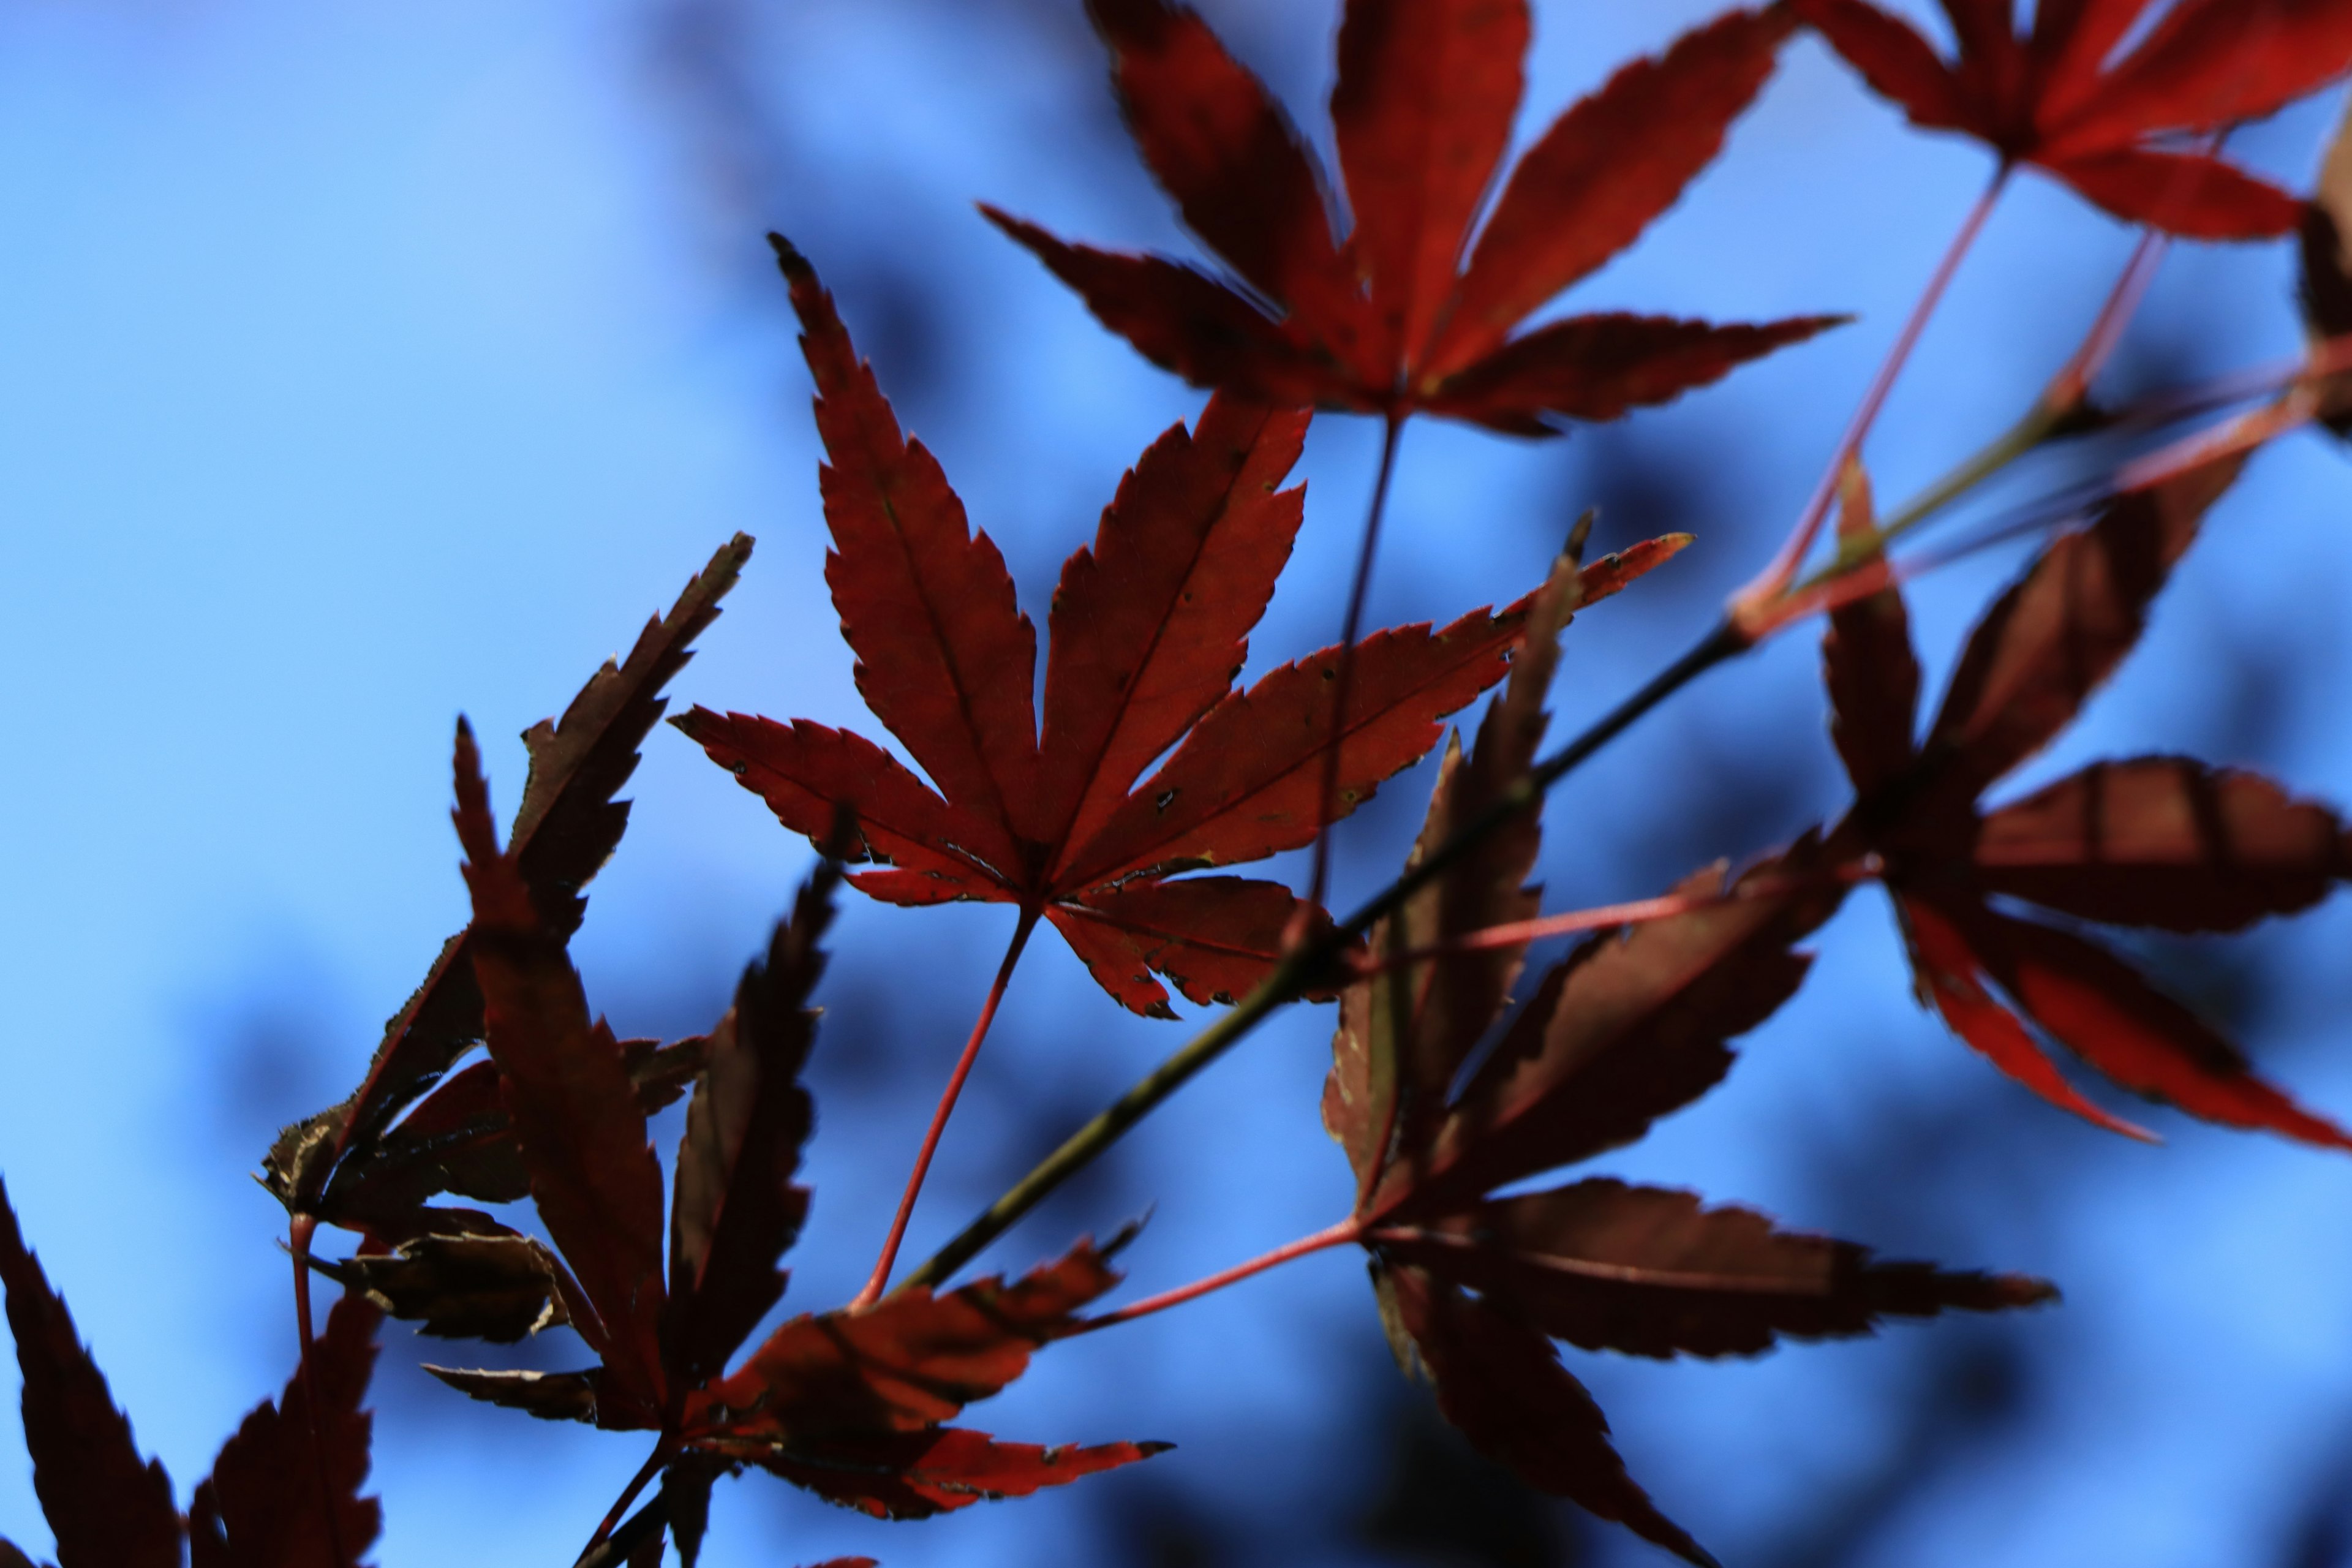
(573, 1493, 668, 1568)
(1858, 227, 2171, 563)
(581, 1444, 670, 1556)
(854, 909, 1041, 1309)
(1306, 410, 1408, 916)
(1070, 1218, 1363, 1333)
(1348, 861, 1878, 976)
(1739, 166, 2010, 609)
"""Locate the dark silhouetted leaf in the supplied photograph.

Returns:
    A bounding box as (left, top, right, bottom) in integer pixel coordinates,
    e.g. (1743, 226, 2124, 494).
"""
(1928, 451, 2247, 795)
(666, 865, 837, 1387)
(1326, 541, 1580, 1194)
(323, 1229, 572, 1343)
(0, 1178, 180, 1568)
(1973, 758, 2351, 932)
(2300, 94, 2352, 434)
(1379, 1178, 2055, 1359)
(421, 1365, 602, 1425)
(1392, 846, 1844, 1215)
(747, 1428, 1170, 1520)
(186, 1292, 383, 1568)
(453, 720, 669, 1420)
(664, 1463, 718, 1568)
(1820, 461, 1918, 796)
(267, 533, 750, 1226)
(1379, 1263, 1716, 1567)
(1318, 575, 2045, 1559)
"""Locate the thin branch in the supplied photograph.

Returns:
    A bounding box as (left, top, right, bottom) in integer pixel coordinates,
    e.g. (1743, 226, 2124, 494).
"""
(1306, 410, 1408, 915)
(1071, 1218, 1363, 1333)
(854, 908, 1041, 1309)
(1740, 165, 2010, 609)
(2047, 228, 2168, 413)
(1856, 228, 2170, 564)
(2111, 391, 2314, 494)
(582, 1444, 669, 1556)
(574, 1492, 668, 1568)
(1348, 861, 1879, 977)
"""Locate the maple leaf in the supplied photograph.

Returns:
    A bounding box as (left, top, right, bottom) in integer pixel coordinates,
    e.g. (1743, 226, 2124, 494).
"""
(409, 728, 1163, 1548)
(0, 1176, 385, 1568)
(264, 533, 752, 1240)
(1820, 453, 2352, 1142)
(1796, 0, 2352, 238)
(1319, 559, 2052, 1564)
(677, 240, 1687, 1019)
(981, 0, 1840, 435)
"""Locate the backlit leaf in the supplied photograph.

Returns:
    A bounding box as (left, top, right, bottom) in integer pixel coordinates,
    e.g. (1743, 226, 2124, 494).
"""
(747, 1428, 1169, 1520)
(1379, 1263, 1716, 1567)
(993, 2, 1828, 434)
(1798, 0, 2352, 235)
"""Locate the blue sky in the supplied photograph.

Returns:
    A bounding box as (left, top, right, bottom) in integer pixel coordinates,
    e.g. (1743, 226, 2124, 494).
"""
(6, 2, 2352, 1564)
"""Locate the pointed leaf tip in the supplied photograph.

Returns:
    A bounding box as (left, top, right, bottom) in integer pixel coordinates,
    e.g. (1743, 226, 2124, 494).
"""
(450, 717, 500, 869)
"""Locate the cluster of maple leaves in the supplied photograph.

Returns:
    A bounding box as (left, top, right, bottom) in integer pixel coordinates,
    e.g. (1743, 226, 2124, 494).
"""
(9, 1, 2352, 1565)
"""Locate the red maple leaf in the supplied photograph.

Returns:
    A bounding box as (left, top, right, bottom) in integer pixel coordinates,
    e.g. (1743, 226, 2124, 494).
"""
(1796, 0, 2352, 237)
(0, 1177, 384, 1568)
(1822, 453, 2352, 1142)
(407, 728, 1163, 1561)
(1321, 560, 2051, 1566)
(980, 0, 1840, 434)
(677, 241, 1686, 1017)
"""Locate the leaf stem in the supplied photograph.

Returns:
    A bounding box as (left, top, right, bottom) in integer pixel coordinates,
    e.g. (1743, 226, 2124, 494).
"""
(1348, 860, 1877, 976)
(1740, 165, 2009, 609)
(896, 620, 1744, 1294)
(854, 908, 1041, 1308)
(1855, 228, 2170, 563)
(1071, 1218, 1363, 1333)
(1306, 410, 1408, 916)
(574, 1492, 668, 1568)
(583, 1442, 670, 1555)
(287, 1214, 348, 1568)
(2048, 228, 2168, 413)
